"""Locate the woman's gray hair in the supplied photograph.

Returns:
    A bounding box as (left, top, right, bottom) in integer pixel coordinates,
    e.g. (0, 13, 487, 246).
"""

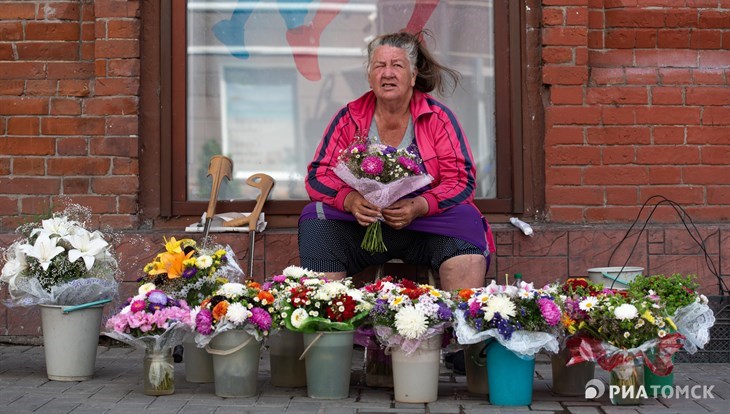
(366, 31, 461, 96)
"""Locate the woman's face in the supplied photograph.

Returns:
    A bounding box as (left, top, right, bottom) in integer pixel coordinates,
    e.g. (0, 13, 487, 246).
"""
(368, 45, 416, 104)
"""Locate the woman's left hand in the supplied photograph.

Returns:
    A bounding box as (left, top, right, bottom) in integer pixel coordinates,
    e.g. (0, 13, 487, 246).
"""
(382, 197, 428, 230)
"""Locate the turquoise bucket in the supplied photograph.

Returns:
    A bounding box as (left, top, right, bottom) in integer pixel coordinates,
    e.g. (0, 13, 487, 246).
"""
(486, 340, 535, 406)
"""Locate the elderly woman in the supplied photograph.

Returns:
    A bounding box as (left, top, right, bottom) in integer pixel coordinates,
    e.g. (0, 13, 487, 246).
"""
(298, 31, 495, 290)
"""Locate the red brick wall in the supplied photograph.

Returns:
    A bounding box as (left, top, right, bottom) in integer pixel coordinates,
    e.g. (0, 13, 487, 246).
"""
(543, 0, 730, 223)
(0, 0, 140, 231)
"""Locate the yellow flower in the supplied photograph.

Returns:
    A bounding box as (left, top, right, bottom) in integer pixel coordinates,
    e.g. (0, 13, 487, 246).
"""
(163, 236, 183, 253)
(183, 258, 197, 267)
(666, 317, 677, 331)
(429, 289, 442, 298)
(214, 249, 226, 258)
(641, 310, 655, 324)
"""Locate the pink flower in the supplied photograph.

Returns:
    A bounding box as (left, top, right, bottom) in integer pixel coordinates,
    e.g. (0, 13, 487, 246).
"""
(272, 275, 286, 283)
(538, 298, 561, 326)
(397, 156, 421, 174)
(361, 156, 384, 176)
(130, 300, 146, 313)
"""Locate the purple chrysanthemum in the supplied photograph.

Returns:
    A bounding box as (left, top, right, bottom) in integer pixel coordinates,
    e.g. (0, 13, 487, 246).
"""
(382, 145, 397, 155)
(249, 307, 272, 331)
(538, 298, 561, 326)
(147, 290, 168, 305)
(397, 156, 421, 174)
(352, 143, 367, 153)
(272, 275, 286, 283)
(182, 267, 198, 279)
(437, 302, 452, 320)
(361, 156, 384, 175)
(195, 308, 213, 335)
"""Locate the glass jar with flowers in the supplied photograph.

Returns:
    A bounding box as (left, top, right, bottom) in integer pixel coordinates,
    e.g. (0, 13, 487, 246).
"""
(105, 287, 191, 395)
(193, 281, 274, 397)
(137, 236, 244, 383)
(362, 277, 454, 403)
(454, 280, 562, 406)
(566, 292, 685, 405)
(276, 274, 371, 399)
(0, 205, 120, 381)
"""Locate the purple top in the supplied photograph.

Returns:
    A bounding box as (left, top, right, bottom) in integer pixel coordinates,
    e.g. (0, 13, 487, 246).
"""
(299, 201, 489, 253)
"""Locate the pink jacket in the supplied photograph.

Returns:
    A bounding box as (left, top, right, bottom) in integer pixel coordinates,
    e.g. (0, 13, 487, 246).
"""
(306, 90, 479, 217)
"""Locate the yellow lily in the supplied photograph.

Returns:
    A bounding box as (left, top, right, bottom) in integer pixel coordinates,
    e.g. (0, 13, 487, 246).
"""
(641, 310, 656, 324)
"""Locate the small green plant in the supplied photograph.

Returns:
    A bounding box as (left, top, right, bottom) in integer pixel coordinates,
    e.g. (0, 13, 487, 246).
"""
(628, 274, 701, 316)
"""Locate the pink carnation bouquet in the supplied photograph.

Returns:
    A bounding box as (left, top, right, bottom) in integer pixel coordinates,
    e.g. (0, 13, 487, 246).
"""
(332, 138, 433, 253)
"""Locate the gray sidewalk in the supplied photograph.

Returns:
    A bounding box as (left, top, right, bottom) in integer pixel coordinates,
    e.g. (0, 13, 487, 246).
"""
(0, 344, 727, 414)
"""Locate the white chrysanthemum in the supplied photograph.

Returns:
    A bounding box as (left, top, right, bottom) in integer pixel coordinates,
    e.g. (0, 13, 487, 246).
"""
(216, 282, 246, 298)
(291, 308, 308, 329)
(415, 300, 439, 319)
(196, 255, 213, 269)
(138, 282, 157, 295)
(579, 296, 599, 312)
(189, 306, 200, 327)
(321, 281, 347, 298)
(484, 295, 517, 321)
(303, 278, 324, 287)
(226, 302, 249, 325)
(394, 306, 428, 340)
(347, 289, 363, 303)
(282, 265, 309, 278)
(379, 281, 397, 292)
(614, 303, 638, 320)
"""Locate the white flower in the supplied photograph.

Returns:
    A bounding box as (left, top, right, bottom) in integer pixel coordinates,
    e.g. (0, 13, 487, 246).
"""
(1, 242, 27, 282)
(346, 289, 363, 303)
(614, 303, 638, 320)
(33, 216, 74, 238)
(64, 228, 109, 271)
(388, 294, 409, 310)
(484, 294, 517, 321)
(20, 233, 65, 271)
(415, 300, 439, 319)
(518, 289, 533, 299)
(698, 294, 708, 305)
(216, 282, 246, 298)
(290, 308, 308, 329)
(394, 306, 428, 340)
(226, 302, 249, 325)
(579, 296, 599, 312)
(303, 278, 324, 287)
(658, 329, 667, 338)
(623, 331, 630, 338)
(138, 282, 157, 295)
(282, 265, 315, 279)
(196, 255, 213, 269)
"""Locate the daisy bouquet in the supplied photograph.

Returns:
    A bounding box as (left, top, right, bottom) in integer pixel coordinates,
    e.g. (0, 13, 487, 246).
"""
(332, 138, 433, 253)
(627, 274, 714, 353)
(138, 237, 243, 307)
(193, 281, 275, 345)
(453, 281, 562, 358)
(264, 265, 322, 330)
(566, 292, 685, 377)
(104, 287, 192, 391)
(277, 275, 372, 333)
(0, 205, 119, 306)
(554, 278, 604, 338)
(362, 277, 453, 355)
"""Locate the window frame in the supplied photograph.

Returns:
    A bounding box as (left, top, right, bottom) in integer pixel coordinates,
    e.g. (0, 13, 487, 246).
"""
(145, 0, 539, 225)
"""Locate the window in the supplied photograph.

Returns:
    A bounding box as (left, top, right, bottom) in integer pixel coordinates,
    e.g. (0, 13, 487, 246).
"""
(164, 0, 528, 219)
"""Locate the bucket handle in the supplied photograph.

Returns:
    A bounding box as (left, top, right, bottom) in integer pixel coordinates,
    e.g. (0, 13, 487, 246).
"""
(601, 272, 630, 286)
(62, 298, 111, 313)
(205, 335, 254, 356)
(298, 332, 324, 361)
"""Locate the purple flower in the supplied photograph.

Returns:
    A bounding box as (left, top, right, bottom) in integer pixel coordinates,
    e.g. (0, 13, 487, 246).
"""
(538, 298, 561, 327)
(130, 300, 145, 313)
(437, 302, 452, 320)
(398, 156, 421, 174)
(249, 307, 272, 331)
(352, 143, 367, 153)
(147, 290, 168, 305)
(382, 146, 397, 155)
(182, 267, 198, 279)
(195, 308, 213, 335)
(361, 156, 384, 175)
(262, 281, 273, 290)
(272, 275, 286, 283)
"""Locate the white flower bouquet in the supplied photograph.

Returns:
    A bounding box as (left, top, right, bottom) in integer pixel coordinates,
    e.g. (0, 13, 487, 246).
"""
(0, 205, 119, 306)
(362, 277, 454, 355)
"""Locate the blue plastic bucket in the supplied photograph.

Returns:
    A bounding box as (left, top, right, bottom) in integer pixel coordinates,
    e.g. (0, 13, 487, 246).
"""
(486, 340, 535, 405)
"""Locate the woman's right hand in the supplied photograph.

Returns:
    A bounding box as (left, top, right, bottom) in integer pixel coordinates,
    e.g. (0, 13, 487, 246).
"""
(344, 192, 381, 226)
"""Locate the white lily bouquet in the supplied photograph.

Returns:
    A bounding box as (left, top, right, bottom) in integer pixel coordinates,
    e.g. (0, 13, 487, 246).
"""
(0, 205, 119, 306)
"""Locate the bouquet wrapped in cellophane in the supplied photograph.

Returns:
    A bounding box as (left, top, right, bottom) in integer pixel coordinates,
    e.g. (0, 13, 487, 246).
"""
(332, 138, 432, 253)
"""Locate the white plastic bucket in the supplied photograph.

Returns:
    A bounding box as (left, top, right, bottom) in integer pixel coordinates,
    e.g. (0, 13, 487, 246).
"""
(207, 330, 261, 397)
(390, 334, 442, 403)
(40, 304, 104, 381)
(183, 338, 214, 383)
(587, 266, 644, 289)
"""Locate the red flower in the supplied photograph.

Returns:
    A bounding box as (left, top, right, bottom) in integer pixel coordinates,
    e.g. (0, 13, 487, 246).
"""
(326, 294, 357, 322)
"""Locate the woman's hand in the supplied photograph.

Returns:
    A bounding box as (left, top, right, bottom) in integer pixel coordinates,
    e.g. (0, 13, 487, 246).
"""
(382, 197, 428, 230)
(344, 192, 381, 227)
